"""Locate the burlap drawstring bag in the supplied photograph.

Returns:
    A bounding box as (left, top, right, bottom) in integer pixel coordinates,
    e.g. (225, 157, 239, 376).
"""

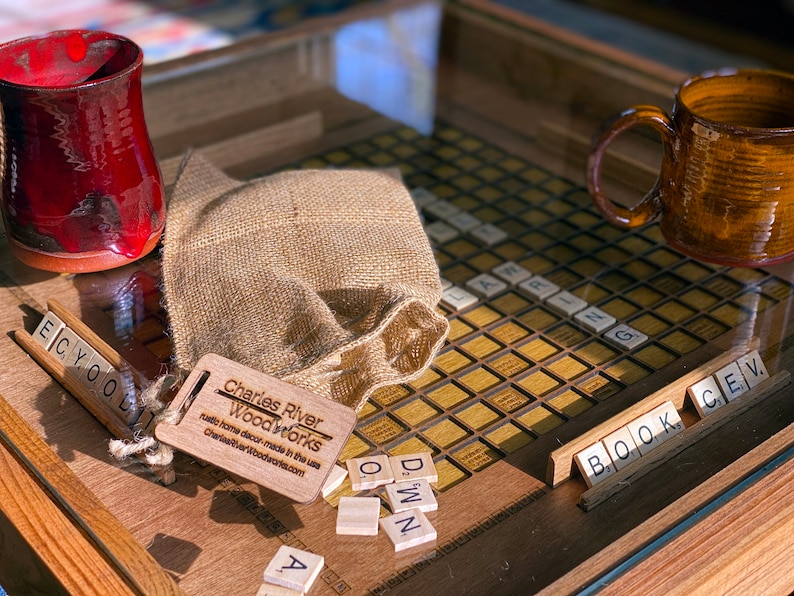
(160, 152, 448, 412)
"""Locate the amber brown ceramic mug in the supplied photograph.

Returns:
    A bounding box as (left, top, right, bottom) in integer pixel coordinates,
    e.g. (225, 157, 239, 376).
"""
(587, 68, 794, 267)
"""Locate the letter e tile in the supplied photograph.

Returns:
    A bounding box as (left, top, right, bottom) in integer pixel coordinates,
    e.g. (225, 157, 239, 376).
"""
(573, 442, 616, 488)
(715, 362, 749, 401)
(33, 311, 66, 350)
(263, 545, 324, 593)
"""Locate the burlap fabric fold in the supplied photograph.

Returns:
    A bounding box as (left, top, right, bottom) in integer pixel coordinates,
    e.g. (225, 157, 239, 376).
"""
(161, 153, 448, 411)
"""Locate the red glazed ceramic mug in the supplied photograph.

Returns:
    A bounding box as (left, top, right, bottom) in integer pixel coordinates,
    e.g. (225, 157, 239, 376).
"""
(0, 30, 165, 273)
(587, 68, 794, 267)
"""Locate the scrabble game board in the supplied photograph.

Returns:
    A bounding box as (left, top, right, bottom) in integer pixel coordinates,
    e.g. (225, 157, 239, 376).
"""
(22, 118, 790, 594)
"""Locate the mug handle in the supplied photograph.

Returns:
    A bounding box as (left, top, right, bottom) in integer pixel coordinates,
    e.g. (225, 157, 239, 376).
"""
(587, 105, 675, 227)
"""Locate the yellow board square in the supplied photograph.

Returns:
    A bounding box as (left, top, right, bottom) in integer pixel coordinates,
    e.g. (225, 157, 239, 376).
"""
(489, 352, 531, 377)
(426, 383, 471, 409)
(574, 340, 619, 366)
(388, 436, 435, 456)
(760, 278, 793, 300)
(493, 241, 527, 261)
(622, 260, 660, 281)
(659, 330, 704, 354)
(448, 318, 476, 341)
(548, 390, 594, 417)
(630, 313, 671, 336)
(434, 458, 470, 492)
(459, 367, 502, 393)
(453, 175, 480, 190)
(518, 254, 554, 274)
(680, 288, 720, 310)
(490, 293, 531, 316)
(684, 316, 729, 340)
(423, 419, 470, 449)
(474, 187, 502, 203)
(734, 290, 775, 312)
(487, 386, 532, 413)
(517, 338, 560, 362)
(576, 373, 622, 401)
(408, 367, 442, 390)
(359, 416, 406, 445)
(674, 261, 713, 282)
(463, 305, 503, 328)
(485, 422, 533, 453)
(634, 344, 678, 370)
(451, 195, 480, 211)
(371, 384, 411, 407)
(546, 324, 587, 348)
(444, 239, 479, 259)
(434, 348, 474, 374)
(453, 440, 501, 472)
(394, 399, 441, 426)
(546, 355, 590, 381)
(518, 308, 560, 331)
(645, 247, 682, 267)
(517, 370, 562, 397)
(469, 252, 503, 272)
(605, 358, 651, 385)
(517, 405, 564, 434)
(461, 335, 502, 358)
(490, 321, 530, 344)
(339, 434, 373, 462)
(456, 402, 502, 430)
(624, 285, 664, 307)
(710, 303, 750, 326)
(656, 300, 696, 323)
(599, 297, 640, 319)
(357, 401, 380, 420)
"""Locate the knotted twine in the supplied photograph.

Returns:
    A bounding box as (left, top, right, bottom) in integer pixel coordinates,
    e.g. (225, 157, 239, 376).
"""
(109, 152, 448, 465)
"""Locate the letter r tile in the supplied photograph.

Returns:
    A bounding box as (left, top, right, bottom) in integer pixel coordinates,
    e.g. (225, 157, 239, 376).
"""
(573, 441, 616, 488)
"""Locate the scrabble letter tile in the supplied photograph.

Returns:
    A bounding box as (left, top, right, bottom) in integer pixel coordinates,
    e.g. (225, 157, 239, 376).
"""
(389, 452, 438, 483)
(603, 324, 648, 350)
(424, 200, 461, 220)
(574, 306, 617, 333)
(518, 276, 559, 301)
(715, 362, 749, 401)
(736, 350, 770, 389)
(687, 376, 727, 417)
(447, 211, 481, 232)
(425, 220, 458, 244)
(256, 583, 303, 596)
(33, 311, 65, 350)
(647, 401, 684, 444)
(336, 496, 381, 536)
(49, 326, 80, 363)
(263, 545, 324, 593)
(465, 273, 508, 298)
(63, 337, 96, 379)
(321, 464, 348, 498)
(546, 291, 588, 316)
(384, 479, 437, 513)
(346, 454, 394, 490)
(601, 426, 641, 471)
(491, 261, 532, 285)
(380, 509, 437, 552)
(80, 352, 113, 390)
(573, 441, 616, 488)
(626, 413, 662, 455)
(470, 223, 508, 246)
(441, 286, 478, 311)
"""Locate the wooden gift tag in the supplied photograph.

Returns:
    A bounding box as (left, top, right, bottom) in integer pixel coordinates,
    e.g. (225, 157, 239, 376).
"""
(155, 354, 357, 503)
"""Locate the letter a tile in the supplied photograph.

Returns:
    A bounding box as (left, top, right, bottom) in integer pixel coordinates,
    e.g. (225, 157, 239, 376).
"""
(263, 545, 324, 593)
(380, 508, 437, 552)
(346, 454, 394, 490)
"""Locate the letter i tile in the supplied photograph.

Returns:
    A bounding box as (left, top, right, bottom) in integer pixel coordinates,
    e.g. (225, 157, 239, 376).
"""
(263, 545, 324, 593)
(380, 508, 437, 552)
(346, 454, 394, 490)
